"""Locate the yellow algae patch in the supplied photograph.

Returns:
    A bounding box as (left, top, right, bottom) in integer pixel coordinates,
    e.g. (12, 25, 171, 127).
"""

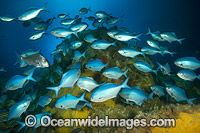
(151, 112, 200, 133)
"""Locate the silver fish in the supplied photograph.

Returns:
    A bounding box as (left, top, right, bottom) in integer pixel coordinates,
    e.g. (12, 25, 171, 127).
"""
(91, 40, 117, 50)
(160, 32, 185, 44)
(86, 59, 108, 72)
(141, 47, 162, 56)
(146, 28, 165, 42)
(0, 16, 15, 22)
(84, 34, 97, 43)
(114, 32, 141, 41)
(118, 47, 146, 58)
(37, 95, 52, 108)
(69, 22, 88, 33)
(150, 85, 165, 97)
(174, 57, 200, 70)
(177, 69, 200, 81)
(69, 40, 83, 49)
(29, 31, 46, 40)
(103, 67, 128, 80)
(157, 62, 171, 75)
(72, 51, 86, 60)
(79, 8, 91, 14)
(60, 18, 76, 26)
(133, 61, 158, 75)
(58, 13, 70, 18)
(95, 11, 110, 19)
(77, 77, 104, 92)
(51, 27, 74, 38)
(90, 78, 129, 102)
(146, 40, 160, 50)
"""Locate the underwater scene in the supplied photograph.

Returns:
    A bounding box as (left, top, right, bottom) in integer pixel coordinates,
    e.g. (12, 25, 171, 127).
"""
(0, 0, 200, 132)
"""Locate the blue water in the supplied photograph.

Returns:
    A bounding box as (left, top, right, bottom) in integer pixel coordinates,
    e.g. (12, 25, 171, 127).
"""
(0, 0, 199, 77)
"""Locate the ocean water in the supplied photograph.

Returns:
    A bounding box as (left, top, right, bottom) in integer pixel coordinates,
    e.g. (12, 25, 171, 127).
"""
(0, 0, 200, 132)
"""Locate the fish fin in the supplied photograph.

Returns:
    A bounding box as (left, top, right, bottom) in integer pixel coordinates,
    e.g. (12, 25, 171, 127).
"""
(152, 69, 158, 76)
(26, 70, 36, 82)
(1, 67, 7, 72)
(123, 68, 129, 78)
(146, 27, 152, 35)
(136, 101, 144, 106)
(141, 52, 146, 58)
(73, 32, 79, 38)
(120, 78, 129, 88)
(79, 92, 87, 102)
(156, 62, 162, 69)
(14, 51, 22, 65)
(169, 52, 176, 57)
(46, 86, 60, 98)
(112, 41, 118, 48)
(82, 51, 87, 59)
(88, 7, 92, 12)
(16, 121, 26, 132)
(187, 98, 197, 104)
(86, 102, 95, 110)
(148, 91, 154, 102)
(159, 51, 164, 56)
(104, 62, 109, 68)
(42, 2, 48, 11)
(197, 75, 200, 80)
(178, 38, 185, 45)
(135, 34, 142, 41)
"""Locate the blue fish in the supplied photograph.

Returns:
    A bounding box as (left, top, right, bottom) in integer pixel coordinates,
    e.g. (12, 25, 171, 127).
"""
(84, 34, 97, 43)
(76, 101, 94, 111)
(91, 40, 117, 50)
(5, 70, 36, 91)
(7, 99, 31, 121)
(72, 51, 86, 60)
(86, 59, 108, 72)
(69, 40, 83, 49)
(55, 92, 89, 110)
(166, 85, 196, 104)
(174, 57, 200, 70)
(36, 95, 52, 108)
(103, 67, 129, 80)
(150, 85, 165, 97)
(177, 69, 200, 81)
(119, 87, 154, 106)
(133, 61, 158, 75)
(46, 68, 81, 97)
(90, 78, 129, 102)
(118, 47, 146, 59)
(17, 112, 51, 132)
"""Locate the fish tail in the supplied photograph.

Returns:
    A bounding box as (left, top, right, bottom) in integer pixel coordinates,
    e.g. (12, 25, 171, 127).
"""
(1, 67, 6, 72)
(105, 62, 109, 68)
(169, 52, 176, 57)
(26, 70, 36, 82)
(46, 86, 60, 98)
(146, 27, 152, 35)
(120, 78, 130, 88)
(112, 41, 118, 48)
(82, 51, 87, 59)
(187, 98, 197, 104)
(14, 51, 22, 65)
(86, 102, 95, 110)
(16, 121, 26, 132)
(79, 92, 87, 102)
(42, 2, 48, 11)
(152, 69, 158, 76)
(197, 75, 200, 80)
(156, 62, 162, 69)
(123, 68, 129, 78)
(88, 7, 92, 12)
(159, 51, 164, 56)
(141, 52, 146, 58)
(148, 91, 155, 102)
(135, 33, 142, 41)
(178, 38, 185, 45)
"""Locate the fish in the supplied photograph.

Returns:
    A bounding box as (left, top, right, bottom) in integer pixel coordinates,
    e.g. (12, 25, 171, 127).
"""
(15, 53, 49, 68)
(159, 46, 176, 57)
(19, 49, 41, 58)
(177, 69, 200, 81)
(51, 27, 75, 38)
(77, 77, 104, 92)
(0, 67, 6, 72)
(150, 85, 165, 97)
(146, 28, 165, 42)
(60, 18, 76, 26)
(160, 32, 185, 44)
(133, 61, 158, 75)
(69, 40, 83, 49)
(17, 112, 51, 131)
(46, 68, 81, 97)
(95, 11, 110, 19)
(72, 51, 86, 60)
(119, 87, 154, 106)
(85, 16, 96, 21)
(29, 31, 47, 40)
(23, 21, 31, 27)
(58, 13, 70, 18)
(157, 62, 171, 75)
(34, 21, 49, 31)
(72, 62, 82, 69)
(92, 18, 104, 27)
(0, 95, 7, 104)
(0, 16, 15, 22)
(7, 99, 31, 120)
(146, 40, 160, 50)
(141, 47, 163, 56)
(36, 95, 52, 108)
(103, 67, 129, 80)
(61, 41, 69, 56)
(105, 15, 123, 25)
(118, 47, 146, 58)
(79, 8, 91, 14)
(55, 92, 87, 110)
(91, 40, 117, 50)
(90, 78, 129, 102)
(114, 32, 141, 41)
(18, 2, 48, 21)
(166, 85, 196, 104)
(76, 101, 94, 111)
(107, 29, 121, 39)
(86, 59, 108, 72)
(84, 34, 97, 43)
(5, 70, 36, 91)
(174, 57, 200, 70)
(55, 66, 63, 76)
(69, 22, 88, 33)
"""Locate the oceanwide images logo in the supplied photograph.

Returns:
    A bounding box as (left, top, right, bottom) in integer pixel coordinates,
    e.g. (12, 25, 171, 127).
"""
(25, 115, 176, 129)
